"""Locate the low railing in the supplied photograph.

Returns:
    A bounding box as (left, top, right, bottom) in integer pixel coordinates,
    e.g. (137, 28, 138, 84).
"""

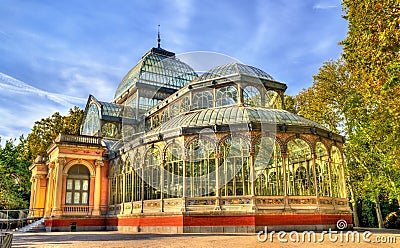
(0, 209, 44, 231)
(63, 205, 91, 215)
(56, 133, 102, 145)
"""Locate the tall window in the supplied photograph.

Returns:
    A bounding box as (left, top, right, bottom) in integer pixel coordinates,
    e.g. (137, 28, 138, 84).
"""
(192, 91, 213, 110)
(243, 86, 261, 107)
(315, 142, 331, 197)
(66, 165, 90, 205)
(220, 137, 250, 196)
(255, 137, 283, 196)
(287, 139, 314, 196)
(144, 147, 161, 200)
(187, 139, 216, 197)
(331, 146, 345, 198)
(216, 86, 237, 106)
(132, 150, 143, 201)
(164, 143, 184, 198)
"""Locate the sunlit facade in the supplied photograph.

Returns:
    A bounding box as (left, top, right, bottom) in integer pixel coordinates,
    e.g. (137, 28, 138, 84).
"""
(29, 45, 352, 233)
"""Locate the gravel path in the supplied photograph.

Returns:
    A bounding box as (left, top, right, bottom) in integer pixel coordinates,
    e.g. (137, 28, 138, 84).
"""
(11, 229, 400, 248)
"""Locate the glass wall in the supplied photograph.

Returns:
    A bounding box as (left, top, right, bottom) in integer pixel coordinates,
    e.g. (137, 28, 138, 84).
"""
(192, 91, 213, 110)
(164, 143, 184, 198)
(216, 86, 237, 107)
(243, 86, 261, 107)
(144, 147, 161, 200)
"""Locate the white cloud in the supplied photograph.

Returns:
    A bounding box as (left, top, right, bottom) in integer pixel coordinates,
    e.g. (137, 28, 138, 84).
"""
(0, 72, 86, 107)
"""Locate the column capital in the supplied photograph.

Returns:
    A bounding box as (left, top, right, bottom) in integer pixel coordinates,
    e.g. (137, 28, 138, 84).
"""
(95, 160, 104, 167)
(56, 157, 66, 166)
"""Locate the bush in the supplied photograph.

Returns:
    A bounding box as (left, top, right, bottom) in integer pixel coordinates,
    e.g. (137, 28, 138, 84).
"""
(384, 212, 400, 229)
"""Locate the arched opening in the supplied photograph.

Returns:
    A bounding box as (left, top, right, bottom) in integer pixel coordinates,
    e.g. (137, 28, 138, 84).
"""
(220, 137, 250, 196)
(331, 146, 345, 198)
(65, 165, 90, 205)
(187, 139, 216, 197)
(243, 86, 261, 107)
(193, 91, 213, 110)
(315, 142, 331, 197)
(287, 139, 314, 196)
(164, 143, 184, 198)
(144, 147, 161, 200)
(216, 86, 237, 107)
(255, 137, 283, 196)
(265, 90, 282, 109)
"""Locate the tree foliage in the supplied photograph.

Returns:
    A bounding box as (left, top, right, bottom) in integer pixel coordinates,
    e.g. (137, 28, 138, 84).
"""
(293, 1, 400, 228)
(0, 136, 32, 209)
(26, 106, 83, 159)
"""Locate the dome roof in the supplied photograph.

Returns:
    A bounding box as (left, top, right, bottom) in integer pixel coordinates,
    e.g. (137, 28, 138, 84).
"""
(151, 105, 328, 134)
(114, 47, 198, 100)
(194, 62, 275, 82)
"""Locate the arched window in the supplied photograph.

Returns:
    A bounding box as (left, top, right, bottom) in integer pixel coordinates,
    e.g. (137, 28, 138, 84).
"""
(132, 150, 143, 201)
(216, 86, 237, 107)
(66, 165, 90, 205)
(144, 147, 161, 200)
(164, 143, 184, 198)
(82, 104, 100, 135)
(287, 139, 314, 196)
(187, 139, 216, 197)
(243, 86, 261, 107)
(102, 123, 118, 138)
(315, 142, 331, 197)
(170, 102, 180, 118)
(331, 146, 345, 198)
(117, 161, 124, 203)
(180, 96, 190, 112)
(265, 90, 282, 109)
(192, 91, 213, 110)
(255, 137, 283, 196)
(220, 137, 250, 196)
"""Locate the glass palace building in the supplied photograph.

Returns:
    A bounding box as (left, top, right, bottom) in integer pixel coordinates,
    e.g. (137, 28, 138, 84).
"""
(29, 45, 352, 233)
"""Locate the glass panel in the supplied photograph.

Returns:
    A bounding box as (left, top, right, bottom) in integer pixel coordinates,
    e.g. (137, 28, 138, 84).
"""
(67, 179, 73, 190)
(66, 192, 72, 204)
(82, 180, 89, 191)
(75, 180, 81, 190)
(82, 192, 89, 204)
(74, 193, 81, 204)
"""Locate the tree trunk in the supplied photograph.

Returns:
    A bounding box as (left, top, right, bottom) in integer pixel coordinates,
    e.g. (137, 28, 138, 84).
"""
(374, 195, 384, 228)
(349, 186, 360, 227)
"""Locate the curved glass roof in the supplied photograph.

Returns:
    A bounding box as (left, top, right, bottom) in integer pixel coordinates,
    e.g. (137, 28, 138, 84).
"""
(114, 48, 198, 100)
(194, 62, 275, 82)
(151, 105, 328, 134)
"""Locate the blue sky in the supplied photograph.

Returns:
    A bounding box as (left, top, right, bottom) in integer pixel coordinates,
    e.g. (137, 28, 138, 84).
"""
(0, 0, 347, 142)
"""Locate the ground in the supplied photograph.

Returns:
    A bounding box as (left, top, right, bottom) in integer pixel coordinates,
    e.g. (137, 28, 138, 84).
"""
(11, 228, 400, 248)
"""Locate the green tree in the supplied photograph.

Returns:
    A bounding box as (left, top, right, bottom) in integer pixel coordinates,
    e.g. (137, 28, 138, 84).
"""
(0, 136, 32, 209)
(26, 106, 83, 159)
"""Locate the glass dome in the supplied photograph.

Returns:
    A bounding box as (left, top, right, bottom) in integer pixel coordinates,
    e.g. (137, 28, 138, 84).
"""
(114, 48, 198, 100)
(194, 62, 275, 82)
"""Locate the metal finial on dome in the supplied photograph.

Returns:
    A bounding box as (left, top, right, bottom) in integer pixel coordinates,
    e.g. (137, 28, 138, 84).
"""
(157, 25, 161, 48)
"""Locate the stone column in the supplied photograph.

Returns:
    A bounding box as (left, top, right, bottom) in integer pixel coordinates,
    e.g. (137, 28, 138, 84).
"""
(51, 157, 66, 216)
(93, 160, 104, 216)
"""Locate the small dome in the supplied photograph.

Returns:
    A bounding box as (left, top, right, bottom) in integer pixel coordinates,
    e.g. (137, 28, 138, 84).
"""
(194, 62, 275, 82)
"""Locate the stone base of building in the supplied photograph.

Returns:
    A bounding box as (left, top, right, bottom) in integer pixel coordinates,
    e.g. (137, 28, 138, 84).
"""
(44, 212, 353, 233)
